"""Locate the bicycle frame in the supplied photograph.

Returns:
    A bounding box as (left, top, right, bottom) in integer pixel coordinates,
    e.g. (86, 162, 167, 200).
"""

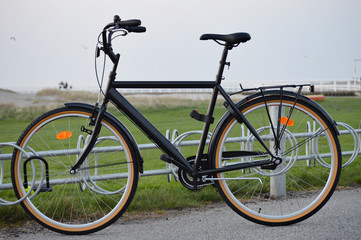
(71, 42, 279, 178)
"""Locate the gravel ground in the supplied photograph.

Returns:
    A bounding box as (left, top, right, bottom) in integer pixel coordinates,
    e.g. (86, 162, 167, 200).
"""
(0, 187, 360, 240)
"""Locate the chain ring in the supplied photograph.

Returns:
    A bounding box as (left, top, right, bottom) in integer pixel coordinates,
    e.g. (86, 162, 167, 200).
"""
(178, 155, 212, 191)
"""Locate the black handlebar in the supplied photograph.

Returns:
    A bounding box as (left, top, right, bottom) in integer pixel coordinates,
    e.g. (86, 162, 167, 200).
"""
(118, 19, 141, 27)
(126, 26, 146, 33)
(105, 15, 145, 31)
(101, 15, 146, 63)
(113, 15, 141, 27)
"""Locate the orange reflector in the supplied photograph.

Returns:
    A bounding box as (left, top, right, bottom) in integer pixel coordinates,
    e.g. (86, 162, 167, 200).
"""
(280, 117, 294, 126)
(56, 131, 72, 140)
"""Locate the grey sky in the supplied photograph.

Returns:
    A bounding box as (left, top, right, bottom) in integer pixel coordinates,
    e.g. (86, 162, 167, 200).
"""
(1, 0, 361, 92)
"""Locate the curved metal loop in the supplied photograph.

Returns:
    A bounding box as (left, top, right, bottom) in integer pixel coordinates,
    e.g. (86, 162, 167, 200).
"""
(0, 143, 42, 206)
(315, 122, 360, 168)
(79, 135, 126, 195)
(172, 131, 212, 149)
(245, 126, 298, 176)
(338, 122, 360, 167)
(166, 130, 179, 182)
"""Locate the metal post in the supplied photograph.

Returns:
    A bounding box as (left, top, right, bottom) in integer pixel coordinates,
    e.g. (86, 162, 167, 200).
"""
(354, 59, 361, 95)
(270, 106, 286, 197)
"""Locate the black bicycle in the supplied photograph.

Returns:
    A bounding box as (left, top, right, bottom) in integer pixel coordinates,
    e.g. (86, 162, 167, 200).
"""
(11, 16, 341, 235)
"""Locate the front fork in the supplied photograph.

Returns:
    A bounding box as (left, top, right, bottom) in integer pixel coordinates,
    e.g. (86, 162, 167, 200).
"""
(69, 102, 107, 174)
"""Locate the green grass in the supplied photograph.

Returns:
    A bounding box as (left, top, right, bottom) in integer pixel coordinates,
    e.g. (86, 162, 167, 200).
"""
(317, 97, 361, 129)
(0, 96, 360, 226)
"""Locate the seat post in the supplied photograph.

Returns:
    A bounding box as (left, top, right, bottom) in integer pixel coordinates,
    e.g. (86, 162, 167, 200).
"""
(215, 44, 231, 85)
(193, 43, 231, 173)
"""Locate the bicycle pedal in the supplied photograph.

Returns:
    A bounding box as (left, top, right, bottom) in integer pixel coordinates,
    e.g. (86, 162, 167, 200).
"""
(160, 154, 174, 164)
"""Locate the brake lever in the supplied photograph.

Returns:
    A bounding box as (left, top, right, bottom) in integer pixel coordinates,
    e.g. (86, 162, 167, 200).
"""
(110, 28, 128, 36)
(106, 28, 127, 46)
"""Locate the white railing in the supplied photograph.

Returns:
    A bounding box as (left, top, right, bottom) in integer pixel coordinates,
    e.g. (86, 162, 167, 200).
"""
(311, 79, 361, 93)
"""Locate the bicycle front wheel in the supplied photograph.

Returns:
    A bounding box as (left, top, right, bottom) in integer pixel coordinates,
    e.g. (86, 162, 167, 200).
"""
(11, 106, 139, 234)
(211, 94, 341, 226)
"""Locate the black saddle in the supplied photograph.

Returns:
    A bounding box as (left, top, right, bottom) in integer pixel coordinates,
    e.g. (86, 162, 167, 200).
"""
(200, 32, 251, 45)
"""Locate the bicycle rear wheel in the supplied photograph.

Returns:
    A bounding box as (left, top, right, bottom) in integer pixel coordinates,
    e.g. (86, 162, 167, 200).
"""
(11, 106, 139, 234)
(211, 94, 341, 226)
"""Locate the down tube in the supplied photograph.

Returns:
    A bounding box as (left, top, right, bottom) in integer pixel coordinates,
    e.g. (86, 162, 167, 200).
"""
(108, 88, 193, 172)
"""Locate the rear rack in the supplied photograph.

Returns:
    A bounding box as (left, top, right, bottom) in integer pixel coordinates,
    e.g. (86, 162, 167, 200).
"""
(230, 83, 314, 95)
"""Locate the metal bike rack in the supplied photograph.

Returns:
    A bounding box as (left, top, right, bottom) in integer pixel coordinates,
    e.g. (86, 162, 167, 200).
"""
(0, 121, 360, 206)
(0, 143, 42, 206)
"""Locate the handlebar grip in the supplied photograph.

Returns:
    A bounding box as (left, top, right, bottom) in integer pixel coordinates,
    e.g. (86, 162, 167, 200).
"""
(119, 19, 141, 27)
(126, 26, 146, 33)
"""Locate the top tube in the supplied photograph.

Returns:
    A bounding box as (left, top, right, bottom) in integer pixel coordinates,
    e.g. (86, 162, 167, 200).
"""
(111, 81, 217, 89)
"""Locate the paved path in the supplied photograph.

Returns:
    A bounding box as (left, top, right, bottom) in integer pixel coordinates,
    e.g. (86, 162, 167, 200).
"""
(1, 188, 360, 240)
